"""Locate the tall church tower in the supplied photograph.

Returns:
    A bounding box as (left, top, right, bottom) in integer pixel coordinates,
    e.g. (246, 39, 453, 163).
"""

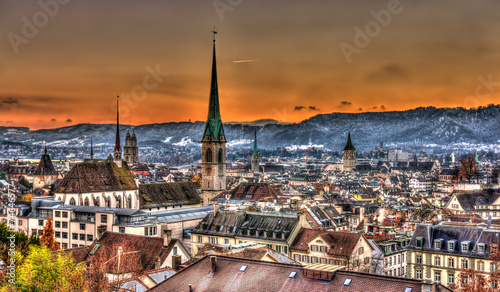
(201, 31, 226, 205)
(113, 96, 122, 163)
(251, 127, 260, 173)
(342, 132, 356, 172)
(124, 131, 139, 165)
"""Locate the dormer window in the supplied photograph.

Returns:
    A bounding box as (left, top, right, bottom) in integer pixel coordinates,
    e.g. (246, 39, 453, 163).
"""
(461, 241, 470, 253)
(434, 239, 442, 250)
(448, 241, 455, 251)
(416, 237, 423, 248)
(478, 243, 486, 254)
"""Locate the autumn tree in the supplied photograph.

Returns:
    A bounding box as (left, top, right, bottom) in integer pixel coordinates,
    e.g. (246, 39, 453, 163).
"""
(452, 250, 500, 291)
(460, 156, 478, 182)
(0, 222, 40, 266)
(40, 216, 60, 250)
(1, 244, 85, 292)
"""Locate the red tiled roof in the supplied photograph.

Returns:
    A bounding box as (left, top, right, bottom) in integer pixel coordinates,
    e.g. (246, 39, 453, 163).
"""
(291, 228, 364, 257)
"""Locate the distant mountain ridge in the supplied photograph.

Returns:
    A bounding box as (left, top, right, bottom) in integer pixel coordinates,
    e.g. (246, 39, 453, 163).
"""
(1, 105, 499, 151)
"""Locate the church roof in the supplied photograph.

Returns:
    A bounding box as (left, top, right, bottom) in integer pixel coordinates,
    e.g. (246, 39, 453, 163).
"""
(202, 40, 225, 142)
(54, 162, 136, 193)
(33, 153, 57, 176)
(139, 182, 201, 207)
(343, 132, 355, 151)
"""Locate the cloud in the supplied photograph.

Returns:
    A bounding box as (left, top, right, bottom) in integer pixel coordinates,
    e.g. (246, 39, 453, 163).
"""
(372, 106, 378, 110)
(340, 101, 352, 106)
(358, 107, 363, 111)
(308, 106, 319, 111)
(66, 119, 72, 123)
(1, 97, 18, 104)
(365, 63, 410, 82)
(233, 59, 257, 63)
(294, 106, 306, 111)
(51, 118, 56, 122)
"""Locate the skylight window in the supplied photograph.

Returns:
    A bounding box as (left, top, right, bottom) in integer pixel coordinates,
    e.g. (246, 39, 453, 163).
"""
(343, 279, 352, 286)
(239, 265, 248, 272)
(289, 271, 297, 278)
(405, 288, 413, 292)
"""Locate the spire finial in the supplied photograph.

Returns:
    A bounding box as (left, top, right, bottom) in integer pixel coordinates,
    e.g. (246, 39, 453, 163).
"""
(90, 137, 94, 160)
(211, 27, 217, 44)
(44, 141, 47, 154)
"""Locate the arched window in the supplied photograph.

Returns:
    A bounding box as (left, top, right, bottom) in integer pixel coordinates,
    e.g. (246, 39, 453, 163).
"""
(94, 197, 100, 207)
(116, 196, 122, 208)
(105, 196, 111, 208)
(206, 148, 212, 162)
(127, 196, 132, 209)
(69, 198, 76, 205)
(218, 148, 223, 163)
(84, 197, 90, 206)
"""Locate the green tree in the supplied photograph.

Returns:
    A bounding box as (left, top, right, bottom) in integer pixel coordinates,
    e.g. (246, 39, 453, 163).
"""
(0, 222, 40, 266)
(0, 171, 6, 180)
(1, 245, 85, 292)
(18, 176, 32, 189)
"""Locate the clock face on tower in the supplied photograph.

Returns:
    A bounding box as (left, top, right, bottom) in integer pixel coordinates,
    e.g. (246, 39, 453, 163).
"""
(218, 166, 224, 174)
(206, 167, 212, 175)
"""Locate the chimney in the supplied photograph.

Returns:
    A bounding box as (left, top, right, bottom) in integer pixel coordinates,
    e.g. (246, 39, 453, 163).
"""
(298, 212, 308, 228)
(188, 284, 193, 292)
(214, 203, 219, 216)
(172, 254, 182, 271)
(209, 256, 217, 276)
(162, 229, 172, 246)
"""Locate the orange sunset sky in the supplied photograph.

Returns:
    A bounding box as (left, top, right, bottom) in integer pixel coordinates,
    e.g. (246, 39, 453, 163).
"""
(0, 0, 499, 129)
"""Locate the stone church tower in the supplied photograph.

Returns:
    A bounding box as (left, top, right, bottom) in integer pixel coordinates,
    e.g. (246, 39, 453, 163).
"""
(201, 33, 227, 205)
(251, 128, 260, 173)
(124, 131, 139, 165)
(342, 132, 356, 172)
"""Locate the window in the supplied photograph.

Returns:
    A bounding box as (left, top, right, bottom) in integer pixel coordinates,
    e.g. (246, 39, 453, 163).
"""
(343, 279, 352, 286)
(62, 222, 68, 228)
(448, 241, 455, 251)
(289, 271, 297, 278)
(448, 258, 454, 268)
(492, 263, 497, 272)
(62, 232, 68, 239)
(277, 245, 282, 253)
(206, 148, 213, 162)
(55, 221, 61, 228)
(435, 257, 441, 266)
(55, 211, 61, 217)
(461, 242, 469, 252)
(283, 246, 288, 254)
(173, 246, 177, 255)
(448, 273, 454, 284)
(84, 197, 89, 206)
(416, 270, 422, 279)
(119, 227, 125, 233)
(224, 238, 229, 244)
(478, 243, 485, 253)
(358, 247, 364, 254)
(62, 212, 68, 218)
(434, 240, 441, 249)
(364, 257, 369, 264)
(462, 259, 468, 269)
(416, 237, 422, 248)
(295, 254, 301, 261)
(209, 237, 218, 244)
(312, 257, 318, 263)
(435, 272, 441, 282)
(478, 261, 484, 271)
(87, 235, 93, 241)
(218, 148, 223, 163)
(69, 198, 76, 205)
(198, 236, 203, 243)
(321, 258, 327, 264)
(304, 256, 309, 263)
(312, 245, 318, 251)
(55, 231, 60, 238)
(18, 220, 22, 226)
(79, 234, 85, 240)
(80, 223, 85, 230)
(38, 220, 44, 226)
(72, 233, 78, 240)
(239, 265, 247, 272)
(101, 215, 107, 223)
(320, 246, 327, 252)
(416, 254, 422, 264)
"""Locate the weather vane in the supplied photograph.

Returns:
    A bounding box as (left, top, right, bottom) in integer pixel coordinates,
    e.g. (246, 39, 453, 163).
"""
(212, 27, 217, 43)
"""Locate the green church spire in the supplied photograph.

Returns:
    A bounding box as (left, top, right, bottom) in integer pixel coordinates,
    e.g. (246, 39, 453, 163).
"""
(202, 31, 225, 142)
(252, 127, 259, 158)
